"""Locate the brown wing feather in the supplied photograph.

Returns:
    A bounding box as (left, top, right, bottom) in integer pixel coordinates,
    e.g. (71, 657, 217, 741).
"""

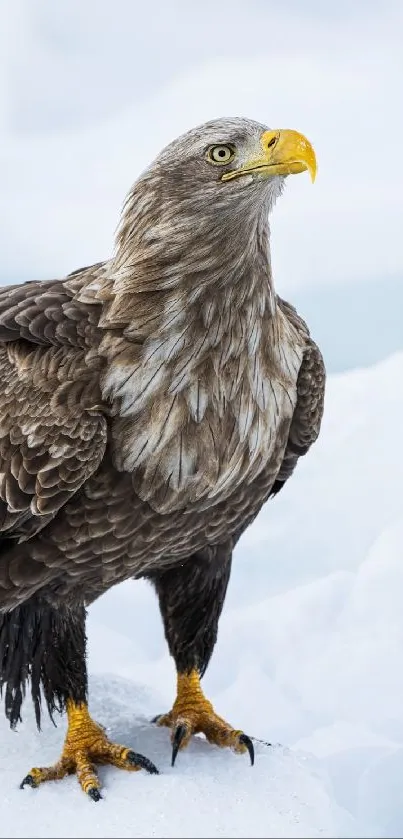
(0, 263, 105, 349)
(271, 298, 326, 495)
(0, 299, 107, 542)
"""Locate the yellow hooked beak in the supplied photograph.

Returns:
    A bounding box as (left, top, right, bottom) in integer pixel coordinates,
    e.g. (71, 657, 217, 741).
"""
(221, 129, 317, 183)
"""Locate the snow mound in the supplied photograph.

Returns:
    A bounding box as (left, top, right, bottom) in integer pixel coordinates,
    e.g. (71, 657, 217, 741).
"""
(0, 675, 360, 839)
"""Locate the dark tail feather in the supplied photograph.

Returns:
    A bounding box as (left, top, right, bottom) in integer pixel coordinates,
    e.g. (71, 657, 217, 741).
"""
(0, 597, 87, 729)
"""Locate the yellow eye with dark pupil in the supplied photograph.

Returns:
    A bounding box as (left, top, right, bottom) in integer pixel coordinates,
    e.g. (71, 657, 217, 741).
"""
(208, 145, 235, 164)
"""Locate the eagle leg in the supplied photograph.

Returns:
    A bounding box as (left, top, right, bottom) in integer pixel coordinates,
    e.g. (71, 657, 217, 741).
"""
(20, 700, 158, 800)
(150, 542, 253, 766)
(0, 597, 157, 798)
(154, 669, 254, 766)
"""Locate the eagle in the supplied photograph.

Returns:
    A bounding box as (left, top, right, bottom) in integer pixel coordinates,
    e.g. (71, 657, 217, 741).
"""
(0, 117, 325, 801)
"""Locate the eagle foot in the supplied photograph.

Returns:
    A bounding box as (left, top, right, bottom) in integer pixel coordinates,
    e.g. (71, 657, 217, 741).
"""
(153, 669, 254, 767)
(20, 700, 158, 800)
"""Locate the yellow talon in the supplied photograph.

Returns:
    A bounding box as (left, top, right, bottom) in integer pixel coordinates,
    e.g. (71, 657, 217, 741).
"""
(21, 700, 158, 799)
(155, 669, 254, 766)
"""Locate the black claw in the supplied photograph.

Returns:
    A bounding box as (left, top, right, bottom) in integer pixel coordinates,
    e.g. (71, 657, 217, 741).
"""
(20, 774, 37, 790)
(126, 750, 159, 774)
(171, 724, 187, 767)
(239, 734, 255, 766)
(88, 787, 103, 802)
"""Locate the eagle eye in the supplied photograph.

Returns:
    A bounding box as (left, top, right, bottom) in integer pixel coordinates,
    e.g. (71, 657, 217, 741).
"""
(207, 144, 235, 165)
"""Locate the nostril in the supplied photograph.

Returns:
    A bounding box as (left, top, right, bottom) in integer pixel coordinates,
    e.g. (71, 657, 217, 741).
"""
(267, 136, 277, 149)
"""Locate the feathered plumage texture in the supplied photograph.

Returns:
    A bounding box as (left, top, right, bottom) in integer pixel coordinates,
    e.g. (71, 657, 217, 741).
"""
(0, 117, 325, 725)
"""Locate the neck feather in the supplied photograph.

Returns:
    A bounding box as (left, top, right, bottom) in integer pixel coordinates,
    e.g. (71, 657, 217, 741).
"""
(95, 174, 302, 513)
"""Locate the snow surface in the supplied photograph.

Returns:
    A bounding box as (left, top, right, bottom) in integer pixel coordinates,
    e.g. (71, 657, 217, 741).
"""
(0, 352, 401, 838)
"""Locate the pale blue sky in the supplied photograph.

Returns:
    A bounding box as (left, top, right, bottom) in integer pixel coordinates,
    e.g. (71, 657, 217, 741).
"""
(0, 0, 402, 372)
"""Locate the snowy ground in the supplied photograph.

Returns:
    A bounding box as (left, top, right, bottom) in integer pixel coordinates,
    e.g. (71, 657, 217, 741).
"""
(0, 352, 401, 838)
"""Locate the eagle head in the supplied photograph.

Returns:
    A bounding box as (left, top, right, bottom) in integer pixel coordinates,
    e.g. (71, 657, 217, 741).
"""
(114, 117, 317, 279)
(152, 117, 316, 214)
